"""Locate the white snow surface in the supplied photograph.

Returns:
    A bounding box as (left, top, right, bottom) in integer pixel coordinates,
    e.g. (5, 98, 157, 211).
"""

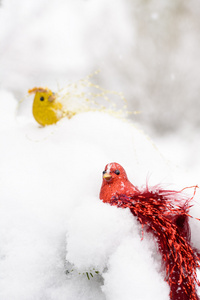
(1, 0, 200, 298)
(0, 91, 200, 299)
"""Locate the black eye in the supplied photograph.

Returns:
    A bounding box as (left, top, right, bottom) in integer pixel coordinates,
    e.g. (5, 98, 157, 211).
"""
(103, 170, 106, 175)
(115, 170, 120, 175)
(40, 96, 44, 101)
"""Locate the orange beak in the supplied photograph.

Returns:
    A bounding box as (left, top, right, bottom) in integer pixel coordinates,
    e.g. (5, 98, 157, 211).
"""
(48, 95, 56, 102)
(103, 173, 112, 181)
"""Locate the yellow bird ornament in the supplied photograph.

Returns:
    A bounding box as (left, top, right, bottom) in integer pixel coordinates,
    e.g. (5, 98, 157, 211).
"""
(28, 74, 134, 127)
(28, 87, 63, 126)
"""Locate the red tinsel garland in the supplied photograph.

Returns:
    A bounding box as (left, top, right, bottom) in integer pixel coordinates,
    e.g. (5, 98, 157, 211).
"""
(100, 163, 200, 300)
(110, 190, 200, 300)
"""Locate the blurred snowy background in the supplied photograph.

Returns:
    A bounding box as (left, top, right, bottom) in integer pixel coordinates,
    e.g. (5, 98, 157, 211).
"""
(1, 0, 200, 173)
(1, 0, 200, 299)
(1, 0, 200, 131)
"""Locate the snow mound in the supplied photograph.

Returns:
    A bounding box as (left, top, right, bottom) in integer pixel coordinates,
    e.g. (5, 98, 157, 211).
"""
(0, 91, 199, 299)
(103, 237, 169, 300)
(66, 201, 140, 272)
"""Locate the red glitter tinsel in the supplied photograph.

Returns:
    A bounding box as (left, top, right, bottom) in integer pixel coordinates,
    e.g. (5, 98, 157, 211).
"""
(100, 163, 200, 300)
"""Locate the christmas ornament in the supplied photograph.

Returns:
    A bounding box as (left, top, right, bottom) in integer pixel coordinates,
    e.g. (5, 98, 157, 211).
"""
(27, 72, 137, 126)
(28, 87, 64, 126)
(100, 162, 200, 300)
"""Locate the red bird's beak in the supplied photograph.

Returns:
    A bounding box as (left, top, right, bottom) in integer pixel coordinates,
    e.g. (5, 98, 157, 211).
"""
(103, 173, 112, 181)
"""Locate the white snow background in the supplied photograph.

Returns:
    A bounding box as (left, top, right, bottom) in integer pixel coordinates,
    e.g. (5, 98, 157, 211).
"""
(1, 0, 200, 299)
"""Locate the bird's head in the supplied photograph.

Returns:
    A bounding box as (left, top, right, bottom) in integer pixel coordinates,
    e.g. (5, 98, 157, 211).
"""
(102, 162, 128, 184)
(28, 87, 56, 107)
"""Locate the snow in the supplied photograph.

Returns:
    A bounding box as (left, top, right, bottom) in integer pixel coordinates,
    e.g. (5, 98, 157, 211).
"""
(1, 0, 200, 298)
(103, 237, 169, 300)
(0, 91, 199, 300)
(66, 201, 138, 273)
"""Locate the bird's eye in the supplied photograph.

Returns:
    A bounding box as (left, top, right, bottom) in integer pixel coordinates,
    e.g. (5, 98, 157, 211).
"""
(103, 170, 106, 175)
(115, 170, 120, 175)
(40, 96, 44, 101)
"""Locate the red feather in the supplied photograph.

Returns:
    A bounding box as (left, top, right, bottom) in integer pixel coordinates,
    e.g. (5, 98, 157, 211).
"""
(100, 162, 200, 300)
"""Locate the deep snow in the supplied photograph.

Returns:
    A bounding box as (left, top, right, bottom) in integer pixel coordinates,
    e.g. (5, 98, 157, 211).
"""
(0, 91, 200, 299)
(1, 0, 200, 298)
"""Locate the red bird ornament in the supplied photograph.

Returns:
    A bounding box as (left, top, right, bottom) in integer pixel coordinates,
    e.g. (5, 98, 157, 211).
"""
(100, 162, 200, 300)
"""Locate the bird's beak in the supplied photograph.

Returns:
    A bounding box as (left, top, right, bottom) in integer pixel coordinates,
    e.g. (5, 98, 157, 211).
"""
(48, 95, 56, 102)
(103, 173, 112, 181)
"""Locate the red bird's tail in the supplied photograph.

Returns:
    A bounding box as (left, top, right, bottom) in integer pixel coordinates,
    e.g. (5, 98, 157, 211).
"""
(109, 187, 200, 300)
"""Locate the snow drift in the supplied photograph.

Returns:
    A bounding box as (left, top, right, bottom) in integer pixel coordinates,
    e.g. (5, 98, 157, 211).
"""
(0, 91, 199, 299)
